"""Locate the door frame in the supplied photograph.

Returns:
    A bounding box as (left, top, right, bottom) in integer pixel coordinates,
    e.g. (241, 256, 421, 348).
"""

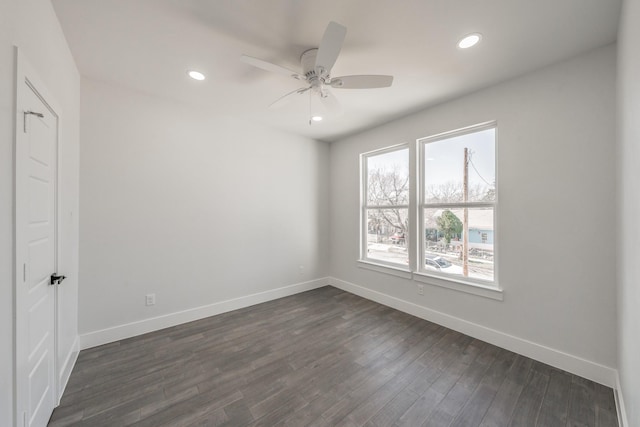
(14, 47, 62, 426)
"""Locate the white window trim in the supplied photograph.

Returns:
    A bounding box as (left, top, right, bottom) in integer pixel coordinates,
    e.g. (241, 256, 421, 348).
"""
(359, 143, 410, 268)
(418, 121, 499, 289)
(357, 260, 413, 279)
(357, 122, 500, 301)
(413, 272, 503, 300)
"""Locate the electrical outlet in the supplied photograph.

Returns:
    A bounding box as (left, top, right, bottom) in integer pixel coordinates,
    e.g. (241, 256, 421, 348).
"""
(145, 293, 156, 306)
(417, 284, 424, 295)
(298, 265, 304, 275)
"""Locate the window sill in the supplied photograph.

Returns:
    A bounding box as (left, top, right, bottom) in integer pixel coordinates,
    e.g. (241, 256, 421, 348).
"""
(413, 272, 503, 301)
(356, 260, 503, 301)
(357, 260, 413, 279)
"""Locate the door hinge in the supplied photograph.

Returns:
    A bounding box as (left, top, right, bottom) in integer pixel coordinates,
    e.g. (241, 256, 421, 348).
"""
(23, 263, 26, 282)
(23, 110, 44, 133)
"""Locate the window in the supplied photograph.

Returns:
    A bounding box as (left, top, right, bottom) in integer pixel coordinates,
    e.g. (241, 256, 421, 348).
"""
(358, 123, 497, 292)
(419, 123, 496, 284)
(361, 145, 409, 268)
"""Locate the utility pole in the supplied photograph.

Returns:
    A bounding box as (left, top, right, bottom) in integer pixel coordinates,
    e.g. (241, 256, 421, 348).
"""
(463, 148, 469, 276)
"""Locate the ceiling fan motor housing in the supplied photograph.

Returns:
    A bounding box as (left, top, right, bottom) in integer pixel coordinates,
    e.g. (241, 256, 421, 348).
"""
(301, 49, 330, 82)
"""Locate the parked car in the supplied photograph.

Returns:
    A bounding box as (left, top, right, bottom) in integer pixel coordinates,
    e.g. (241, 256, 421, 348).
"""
(425, 254, 463, 275)
(390, 232, 405, 245)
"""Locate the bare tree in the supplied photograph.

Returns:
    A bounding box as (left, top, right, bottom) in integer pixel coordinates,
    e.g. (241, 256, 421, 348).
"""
(367, 166, 409, 237)
(367, 176, 494, 241)
(425, 181, 491, 203)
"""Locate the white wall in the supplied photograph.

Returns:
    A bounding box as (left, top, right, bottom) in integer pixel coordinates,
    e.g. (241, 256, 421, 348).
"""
(330, 45, 617, 383)
(0, 0, 80, 425)
(79, 78, 329, 342)
(618, 0, 640, 424)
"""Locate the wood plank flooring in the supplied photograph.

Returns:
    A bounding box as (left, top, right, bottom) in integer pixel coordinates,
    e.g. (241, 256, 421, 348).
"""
(49, 287, 618, 427)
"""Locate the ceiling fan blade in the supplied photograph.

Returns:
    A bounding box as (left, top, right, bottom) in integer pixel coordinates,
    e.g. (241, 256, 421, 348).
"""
(319, 90, 342, 113)
(315, 21, 347, 72)
(241, 55, 304, 80)
(269, 87, 311, 109)
(330, 75, 394, 89)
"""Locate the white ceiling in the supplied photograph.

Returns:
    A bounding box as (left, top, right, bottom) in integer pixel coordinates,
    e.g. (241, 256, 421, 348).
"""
(52, 0, 621, 142)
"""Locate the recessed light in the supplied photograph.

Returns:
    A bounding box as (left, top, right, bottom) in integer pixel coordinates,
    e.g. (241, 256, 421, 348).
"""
(458, 33, 482, 49)
(187, 70, 205, 81)
(311, 116, 323, 122)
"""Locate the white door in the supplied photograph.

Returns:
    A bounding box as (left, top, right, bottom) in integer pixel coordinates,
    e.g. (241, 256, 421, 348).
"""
(15, 55, 59, 427)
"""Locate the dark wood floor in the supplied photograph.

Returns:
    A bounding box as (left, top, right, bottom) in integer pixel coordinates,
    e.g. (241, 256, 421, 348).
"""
(49, 287, 618, 427)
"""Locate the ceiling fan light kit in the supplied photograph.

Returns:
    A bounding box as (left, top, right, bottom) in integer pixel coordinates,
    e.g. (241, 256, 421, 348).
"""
(241, 21, 394, 123)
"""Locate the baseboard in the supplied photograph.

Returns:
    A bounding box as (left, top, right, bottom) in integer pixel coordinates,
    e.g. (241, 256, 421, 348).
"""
(80, 278, 329, 350)
(329, 277, 617, 388)
(57, 335, 79, 404)
(615, 371, 629, 427)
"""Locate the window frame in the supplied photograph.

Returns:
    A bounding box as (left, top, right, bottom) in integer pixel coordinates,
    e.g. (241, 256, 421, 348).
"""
(359, 143, 411, 271)
(417, 121, 498, 288)
(357, 122, 501, 299)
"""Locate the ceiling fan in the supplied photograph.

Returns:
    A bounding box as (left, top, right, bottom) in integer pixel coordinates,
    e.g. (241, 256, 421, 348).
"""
(241, 21, 394, 123)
